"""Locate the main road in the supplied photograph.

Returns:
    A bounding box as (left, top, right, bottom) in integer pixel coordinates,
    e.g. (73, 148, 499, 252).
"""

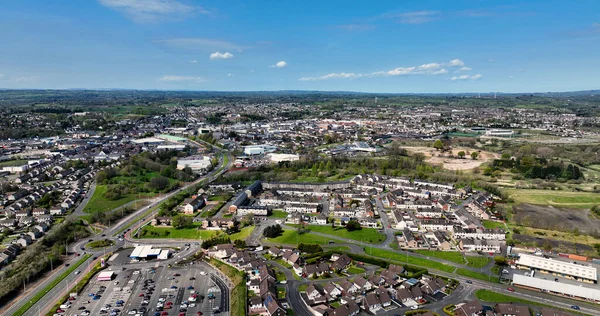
(3, 147, 232, 316)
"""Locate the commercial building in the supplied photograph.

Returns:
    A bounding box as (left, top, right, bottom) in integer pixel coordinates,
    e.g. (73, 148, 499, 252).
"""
(97, 271, 115, 281)
(513, 274, 600, 302)
(244, 144, 278, 155)
(129, 245, 162, 259)
(177, 157, 212, 172)
(267, 153, 299, 163)
(515, 254, 597, 283)
(485, 129, 514, 137)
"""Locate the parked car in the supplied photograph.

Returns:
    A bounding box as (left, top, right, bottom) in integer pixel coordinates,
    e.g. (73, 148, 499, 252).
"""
(507, 287, 515, 292)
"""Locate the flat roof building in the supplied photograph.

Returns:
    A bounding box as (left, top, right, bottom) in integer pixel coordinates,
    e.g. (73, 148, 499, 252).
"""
(513, 274, 600, 302)
(97, 271, 115, 281)
(130, 245, 162, 259)
(516, 254, 597, 283)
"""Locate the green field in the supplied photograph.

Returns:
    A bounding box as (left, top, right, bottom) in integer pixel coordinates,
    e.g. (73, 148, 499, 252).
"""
(269, 210, 289, 218)
(346, 265, 366, 275)
(364, 247, 455, 273)
(505, 188, 600, 209)
(482, 220, 507, 230)
(83, 185, 152, 214)
(0, 159, 28, 167)
(208, 194, 232, 201)
(268, 229, 344, 245)
(87, 239, 114, 249)
(140, 223, 218, 239)
(293, 225, 385, 243)
(228, 226, 255, 240)
(414, 250, 466, 265)
(475, 289, 561, 309)
(13, 254, 92, 316)
(465, 256, 492, 268)
(456, 268, 498, 282)
(326, 246, 351, 252)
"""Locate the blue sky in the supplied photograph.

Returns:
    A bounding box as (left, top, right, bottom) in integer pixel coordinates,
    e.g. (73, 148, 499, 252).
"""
(0, 0, 599, 93)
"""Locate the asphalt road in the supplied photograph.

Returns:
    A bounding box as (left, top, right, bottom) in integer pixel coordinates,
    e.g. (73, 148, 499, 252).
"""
(5, 148, 232, 316)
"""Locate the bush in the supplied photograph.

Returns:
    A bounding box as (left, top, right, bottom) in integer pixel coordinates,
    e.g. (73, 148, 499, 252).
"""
(298, 243, 323, 254)
(263, 224, 283, 238)
(345, 220, 361, 231)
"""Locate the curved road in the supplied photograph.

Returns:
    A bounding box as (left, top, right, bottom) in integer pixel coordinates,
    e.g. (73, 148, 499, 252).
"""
(4, 148, 231, 316)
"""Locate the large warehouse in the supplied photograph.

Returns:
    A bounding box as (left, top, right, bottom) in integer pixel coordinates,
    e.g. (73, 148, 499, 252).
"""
(515, 254, 597, 283)
(97, 271, 115, 281)
(130, 245, 162, 260)
(513, 274, 600, 303)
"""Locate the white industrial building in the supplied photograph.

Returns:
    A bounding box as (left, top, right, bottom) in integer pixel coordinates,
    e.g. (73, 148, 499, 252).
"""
(515, 254, 597, 283)
(267, 153, 300, 163)
(485, 129, 514, 137)
(244, 145, 278, 155)
(177, 157, 212, 172)
(129, 245, 162, 259)
(513, 274, 600, 302)
(132, 137, 165, 144)
(157, 144, 186, 151)
(97, 271, 115, 281)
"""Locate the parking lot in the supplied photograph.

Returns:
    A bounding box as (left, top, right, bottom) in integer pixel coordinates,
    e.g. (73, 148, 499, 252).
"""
(59, 250, 228, 316)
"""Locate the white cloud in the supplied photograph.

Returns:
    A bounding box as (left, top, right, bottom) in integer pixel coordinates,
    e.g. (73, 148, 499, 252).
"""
(459, 66, 471, 71)
(448, 59, 465, 67)
(190, 60, 198, 64)
(98, 0, 207, 23)
(451, 74, 482, 81)
(158, 75, 205, 83)
(299, 72, 363, 81)
(227, 73, 234, 77)
(210, 52, 234, 60)
(270, 61, 287, 68)
(384, 11, 441, 24)
(299, 59, 467, 81)
(418, 63, 441, 70)
(155, 38, 244, 52)
(14, 76, 39, 82)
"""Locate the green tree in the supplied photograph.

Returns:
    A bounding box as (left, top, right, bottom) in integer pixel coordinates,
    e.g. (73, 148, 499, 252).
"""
(172, 215, 192, 229)
(433, 139, 444, 151)
(471, 152, 479, 160)
(494, 256, 507, 266)
(457, 151, 466, 159)
(345, 220, 362, 231)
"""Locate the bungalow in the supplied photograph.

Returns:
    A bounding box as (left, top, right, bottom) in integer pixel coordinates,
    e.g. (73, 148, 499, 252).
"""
(410, 286, 423, 300)
(337, 280, 359, 296)
(151, 216, 172, 226)
(421, 277, 447, 295)
(353, 277, 373, 292)
(394, 288, 413, 304)
(363, 292, 382, 313)
(282, 250, 302, 266)
(263, 293, 286, 316)
(494, 303, 530, 316)
(375, 286, 392, 308)
(259, 265, 277, 282)
(331, 300, 360, 316)
(323, 282, 342, 297)
(34, 223, 49, 232)
(248, 279, 261, 294)
(303, 262, 330, 278)
(268, 247, 282, 257)
(315, 213, 328, 225)
(331, 253, 352, 271)
(306, 283, 327, 304)
(26, 230, 42, 240)
(259, 278, 278, 300)
(454, 300, 484, 316)
(249, 296, 265, 313)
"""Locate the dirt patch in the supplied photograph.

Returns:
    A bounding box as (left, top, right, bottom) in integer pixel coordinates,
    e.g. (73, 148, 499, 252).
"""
(513, 234, 593, 254)
(513, 203, 600, 234)
(404, 146, 498, 170)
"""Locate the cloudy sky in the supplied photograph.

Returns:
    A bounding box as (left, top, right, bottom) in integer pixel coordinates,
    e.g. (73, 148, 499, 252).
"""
(0, 0, 599, 93)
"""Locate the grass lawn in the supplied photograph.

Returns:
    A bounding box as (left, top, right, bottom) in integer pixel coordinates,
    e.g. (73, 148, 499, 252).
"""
(504, 188, 600, 209)
(475, 289, 574, 311)
(275, 258, 293, 269)
(414, 250, 466, 265)
(293, 225, 385, 243)
(268, 229, 344, 245)
(209, 258, 245, 316)
(364, 247, 455, 273)
(456, 268, 498, 282)
(326, 246, 351, 252)
(277, 287, 286, 299)
(269, 210, 289, 218)
(208, 194, 232, 201)
(482, 220, 507, 230)
(0, 159, 27, 167)
(298, 284, 308, 292)
(329, 301, 341, 308)
(346, 265, 366, 275)
(87, 239, 114, 249)
(229, 225, 254, 241)
(83, 185, 153, 214)
(275, 271, 287, 282)
(140, 223, 219, 239)
(465, 256, 492, 268)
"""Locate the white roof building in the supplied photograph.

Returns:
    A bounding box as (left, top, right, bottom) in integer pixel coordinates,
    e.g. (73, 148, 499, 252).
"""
(516, 254, 597, 282)
(513, 274, 600, 302)
(97, 271, 115, 281)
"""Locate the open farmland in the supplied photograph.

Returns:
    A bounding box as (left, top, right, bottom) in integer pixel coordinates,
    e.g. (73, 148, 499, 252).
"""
(505, 189, 600, 209)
